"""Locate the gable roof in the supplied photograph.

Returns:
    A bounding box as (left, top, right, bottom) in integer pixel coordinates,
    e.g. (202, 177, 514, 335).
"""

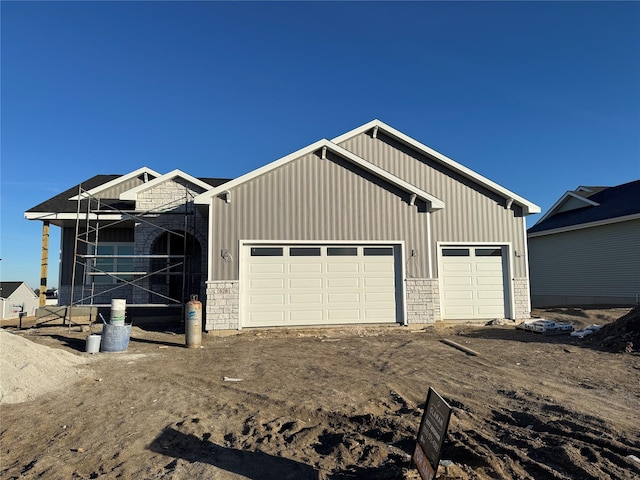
(528, 179, 640, 236)
(332, 119, 541, 215)
(194, 138, 446, 211)
(0, 282, 32, 299)
(120, 169, 219, 200)
(69, 166, 162, 200)
(25, 170, 231, 222)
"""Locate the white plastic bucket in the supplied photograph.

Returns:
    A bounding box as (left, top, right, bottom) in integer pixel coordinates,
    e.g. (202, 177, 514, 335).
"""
(86, 334, 101, 354)
(110, 299, 126, 325)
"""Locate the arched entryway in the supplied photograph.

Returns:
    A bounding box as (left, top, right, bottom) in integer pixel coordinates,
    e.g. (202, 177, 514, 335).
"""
(150, 230, 202, 304)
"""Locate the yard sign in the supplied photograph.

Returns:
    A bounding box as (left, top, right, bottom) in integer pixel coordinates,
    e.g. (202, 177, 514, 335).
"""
(413, 387, 452, 480)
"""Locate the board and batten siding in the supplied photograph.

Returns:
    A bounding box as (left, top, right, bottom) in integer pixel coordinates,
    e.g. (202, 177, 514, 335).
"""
(337, 131, 529, 278)
(208, 150, 430, 281)
(528, 219, 640, 306)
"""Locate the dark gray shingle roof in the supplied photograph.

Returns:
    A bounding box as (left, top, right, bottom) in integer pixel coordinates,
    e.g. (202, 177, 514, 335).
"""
(528, 179, 640, 234)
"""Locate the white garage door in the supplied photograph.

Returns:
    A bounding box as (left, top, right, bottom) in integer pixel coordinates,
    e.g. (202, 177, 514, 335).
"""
(242, 244, 401, 327)
(440, 246, 507, 320)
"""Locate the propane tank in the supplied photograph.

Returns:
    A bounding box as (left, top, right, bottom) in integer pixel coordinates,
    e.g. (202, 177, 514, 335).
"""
(185, 294, 202, 349)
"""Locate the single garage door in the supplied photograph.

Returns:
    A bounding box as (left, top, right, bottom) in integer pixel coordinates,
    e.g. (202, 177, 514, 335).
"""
(242, 244, 401, 327)
(440, 246, 507, 319)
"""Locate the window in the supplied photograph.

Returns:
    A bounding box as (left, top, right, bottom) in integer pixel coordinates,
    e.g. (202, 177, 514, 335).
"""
(251, 247, 283, 256)
(442, 248, 469, 257)
(475, 248, 502, 257)
(88, 243, 135, 284)
(327, 247, 358, 256)
(364, 247, 393, 256)
(290, 247, 321, 256)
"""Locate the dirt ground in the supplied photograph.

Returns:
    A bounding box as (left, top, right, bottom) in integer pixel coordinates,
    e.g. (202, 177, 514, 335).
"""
(1, 307, 639, 480)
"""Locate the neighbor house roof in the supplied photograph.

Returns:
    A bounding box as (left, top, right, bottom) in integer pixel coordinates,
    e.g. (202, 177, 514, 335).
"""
(528, 179, 640, 236)
(0, 282, 27, 299)
(194, 138, 446, 211)
(332, 119, 541, 215)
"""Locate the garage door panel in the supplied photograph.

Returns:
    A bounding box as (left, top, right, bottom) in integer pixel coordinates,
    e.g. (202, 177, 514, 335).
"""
(365, 308, 396, 319)
(327, 277, 360, 288)
(289, 293, 323, 304)
(289, 263, 323, 273)
(327, 263, 360, 273)
(289, 278, 323, 289)
(290, 311, 323, 322)
(251, 263, 285, 274)
(248, 311, 285, 323)
(444, 290, 474, 300)
(363, 262, 394, 273)
(364, 292, 396, 302)
(441, 246, 507, 320)
(443, 277, 473, 286)
(249, 294, 285, 305)
(363, 277, 395, 288)
(442, 263, 473, 273)
(327, 309, 361, 321)
(250, 278, 285, 289)
(328, 293, 360, 303)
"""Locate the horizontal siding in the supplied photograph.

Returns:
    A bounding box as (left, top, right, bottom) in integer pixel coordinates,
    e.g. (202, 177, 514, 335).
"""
(339, 132, 528, 277)
(528, 219, 640, 299)
(210, 151, 429, 280)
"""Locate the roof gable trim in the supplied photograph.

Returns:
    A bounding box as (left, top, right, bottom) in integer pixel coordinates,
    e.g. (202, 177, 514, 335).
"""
(528, 213, 640, 238)
(69, 167, 161, 200)
(534, 190, 600, 225)
(120, 169, 215, 200)
(194, 139, 445, 211)
(332, 120, 541, 215)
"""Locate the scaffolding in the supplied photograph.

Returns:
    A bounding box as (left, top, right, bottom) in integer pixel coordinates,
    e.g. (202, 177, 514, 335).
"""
(68, 184, 203, 324)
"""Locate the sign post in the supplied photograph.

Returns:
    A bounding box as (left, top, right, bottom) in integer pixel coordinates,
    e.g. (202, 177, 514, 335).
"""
(413, 387, 452, 480)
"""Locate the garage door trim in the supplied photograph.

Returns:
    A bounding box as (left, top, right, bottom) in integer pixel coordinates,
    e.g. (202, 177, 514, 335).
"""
(437, 242, 513, 320)
(239, 240, 406, 329)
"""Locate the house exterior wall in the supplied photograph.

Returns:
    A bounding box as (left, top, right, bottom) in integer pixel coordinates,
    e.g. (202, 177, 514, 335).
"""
(528, 219, 640, 307)
(336, 131, 529, 279)
(1, 283, 39, 319)
(208, 151, 431, 281)
(205, 151, 432, 330)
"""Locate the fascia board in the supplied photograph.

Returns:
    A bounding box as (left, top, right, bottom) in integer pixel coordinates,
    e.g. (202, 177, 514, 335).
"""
(194, 139, 330, 204)
(328, 142, 445, 210)
(333, 119, 541, 215)
(24, 212, 124, 221)
(194, 139, 445, 211)
(533, 191, 600, 225)
(69, 167, 161, 200)
(120, 169, 214, 200)
(527, 213, 640, 238)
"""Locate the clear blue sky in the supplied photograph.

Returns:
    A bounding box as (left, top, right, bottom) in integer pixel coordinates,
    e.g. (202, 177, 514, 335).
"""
(1, 1, 639, 290)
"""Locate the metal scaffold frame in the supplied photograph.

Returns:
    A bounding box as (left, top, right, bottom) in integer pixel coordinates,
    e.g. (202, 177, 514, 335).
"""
(68, 184, 201, 324)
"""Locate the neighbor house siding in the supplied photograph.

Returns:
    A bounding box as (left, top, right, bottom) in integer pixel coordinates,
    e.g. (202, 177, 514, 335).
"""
(528, 219, 640, 306)
(337, 131, 529, 278)
(207, 150, 431, 282)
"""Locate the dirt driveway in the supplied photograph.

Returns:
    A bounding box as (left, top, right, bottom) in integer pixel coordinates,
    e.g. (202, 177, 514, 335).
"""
(1, 307, 639, 479)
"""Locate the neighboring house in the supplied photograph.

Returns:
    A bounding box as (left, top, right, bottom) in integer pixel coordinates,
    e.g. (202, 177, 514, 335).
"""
(0, 282, 39, 319)
(527, 180, 640, 307)
(25, 120, 540, 330)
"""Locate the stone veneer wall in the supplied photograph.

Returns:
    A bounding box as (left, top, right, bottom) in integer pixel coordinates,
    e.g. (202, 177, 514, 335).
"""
(205, 281, 239, 331)
(132, 178, 209, 305)
(513, 277, 532, 319)
(405, 278, 440, 324)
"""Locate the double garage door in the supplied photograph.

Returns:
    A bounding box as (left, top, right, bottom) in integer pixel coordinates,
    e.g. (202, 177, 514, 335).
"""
(440, 246, 509, 320)
(242, 244, 401, 327)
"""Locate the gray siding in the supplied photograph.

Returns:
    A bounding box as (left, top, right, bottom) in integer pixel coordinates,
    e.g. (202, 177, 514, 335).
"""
(209, 150, 430, 280)
(529, 219, 640, 306)
(96, 177, 148, 199)
(338, 131, 528, 277)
